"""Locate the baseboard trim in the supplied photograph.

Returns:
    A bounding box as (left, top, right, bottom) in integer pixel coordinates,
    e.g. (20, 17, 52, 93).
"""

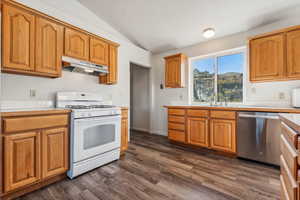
(130, 127, 150, 133)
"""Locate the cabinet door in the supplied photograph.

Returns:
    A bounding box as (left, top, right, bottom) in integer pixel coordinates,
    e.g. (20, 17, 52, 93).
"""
(165, 57, 180, 88)
(42, 127, 68, 179)
(36, 17, 64, 77)
(250, 34, 285, 81)
(187, 117, 209, 147)
(210, 119, 236, 153)
(4, 131, 41, 192)
(3, 4, 35, 71)
(121, 118, 129, 152)
(287, 29, 300, 79)
(64, 28, 89, 60)
(99, 45, 118, 84)
(90, 37, 109, 66)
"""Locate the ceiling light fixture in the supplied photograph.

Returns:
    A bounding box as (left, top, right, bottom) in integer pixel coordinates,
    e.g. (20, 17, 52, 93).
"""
(203, 28, 215, 38)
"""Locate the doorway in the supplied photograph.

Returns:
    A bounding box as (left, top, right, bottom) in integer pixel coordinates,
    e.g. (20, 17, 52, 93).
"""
(130, 63, 151, 133)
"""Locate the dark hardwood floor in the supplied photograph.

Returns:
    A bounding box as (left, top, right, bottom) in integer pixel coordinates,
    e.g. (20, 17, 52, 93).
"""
(18, 131, 280, 200)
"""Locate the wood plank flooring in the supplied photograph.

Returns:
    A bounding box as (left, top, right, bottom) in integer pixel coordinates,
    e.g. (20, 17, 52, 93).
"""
(18, 131, 280, 200)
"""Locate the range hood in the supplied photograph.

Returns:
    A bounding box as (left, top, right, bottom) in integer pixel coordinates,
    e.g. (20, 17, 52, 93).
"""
(62, 56, 108, 74)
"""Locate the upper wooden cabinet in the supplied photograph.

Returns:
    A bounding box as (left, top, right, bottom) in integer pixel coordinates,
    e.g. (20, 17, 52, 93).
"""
(64, 28, 89, 61)
(90, 37, 109, 66)
(164, 53, 186, 88)
(287, 29, 300, 79)
(2, 4, 35, 72)
(249, 25, 300, 82)
(210, 119, 236, 153)
(187, 117, 209, 147)
(36, 17, 64, 76)
(4, 131, 41, 193)
(249, 33, 285, 82)
(1, 1, 119, 79)
(99, 45, 118, 84)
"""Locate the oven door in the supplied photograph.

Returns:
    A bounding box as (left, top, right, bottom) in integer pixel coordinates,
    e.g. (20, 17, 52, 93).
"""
(73, 115, 121, 162)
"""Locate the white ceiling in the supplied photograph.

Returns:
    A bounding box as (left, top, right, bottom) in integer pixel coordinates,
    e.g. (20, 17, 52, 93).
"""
(79, 0, 300, 53)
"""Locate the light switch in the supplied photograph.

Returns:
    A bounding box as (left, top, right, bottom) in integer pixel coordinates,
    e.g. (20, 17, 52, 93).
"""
(30, 89, 36, 97)
(279, 92, 285, 100)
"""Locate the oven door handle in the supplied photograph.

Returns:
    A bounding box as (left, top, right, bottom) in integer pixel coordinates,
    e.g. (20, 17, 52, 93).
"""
(74, 115, 121, 122)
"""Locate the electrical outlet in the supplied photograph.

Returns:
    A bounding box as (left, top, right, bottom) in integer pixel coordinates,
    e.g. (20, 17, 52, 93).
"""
(251, 87, 256, 94)
(30, 89, 36, 97)
(179, 94, 183, 100)
(279, 92, 285, 100)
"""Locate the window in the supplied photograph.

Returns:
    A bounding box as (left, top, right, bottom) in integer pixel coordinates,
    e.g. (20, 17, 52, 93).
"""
(191, 48, 245, 103)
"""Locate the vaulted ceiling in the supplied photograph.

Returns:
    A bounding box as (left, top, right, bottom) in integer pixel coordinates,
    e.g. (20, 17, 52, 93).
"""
(79, 0, 300, 53)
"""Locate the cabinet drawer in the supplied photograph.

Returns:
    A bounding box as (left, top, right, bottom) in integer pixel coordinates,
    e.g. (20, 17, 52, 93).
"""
(168, 109, 185, 116)
(210, 110, 236, 119)
(168, 122, 185, 131)
(281, 134, 298, 178)
(168, 130, 185, 143)
(168, 116, 185, 123)
(282, 122, 299, 148)
(3, 114, 68, 133)
(280, 175, 290, 200)
(187, 109, 209, 118)
(280, 155, 298, 200)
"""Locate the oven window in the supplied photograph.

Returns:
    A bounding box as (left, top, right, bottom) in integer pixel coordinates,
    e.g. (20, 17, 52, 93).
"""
(83, 124, 116, 150)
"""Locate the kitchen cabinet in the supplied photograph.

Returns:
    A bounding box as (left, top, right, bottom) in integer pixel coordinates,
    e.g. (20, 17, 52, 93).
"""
(64, 28, 89, 61)
(249, 33, 285, 82)
(121, 108, 129, 154)
(99, 45, 118, 84)
(210, 119, 236, 153)
(1, 110, 70, 199)
(36, 17, 64, 77)
(187, 117, 209, 147)
(168, 109, 186, 143)
(166, 107, 237, 154)
(4, 131, 41, 193)
(164, 53, 186, 88)
(2, 0, 119, 79)
(90, 37, 109, 66)
(279, 114, 300, 200)
(2, 4, 35, 72)
(287, 29, 300, 79)
(42, 127, 68, 179)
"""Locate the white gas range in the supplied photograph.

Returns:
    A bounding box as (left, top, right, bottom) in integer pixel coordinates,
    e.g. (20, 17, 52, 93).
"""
(56, 92, 121, 179)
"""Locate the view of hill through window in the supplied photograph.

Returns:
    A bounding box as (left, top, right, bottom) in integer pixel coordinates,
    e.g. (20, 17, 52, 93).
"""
(192, 52, 244, 103)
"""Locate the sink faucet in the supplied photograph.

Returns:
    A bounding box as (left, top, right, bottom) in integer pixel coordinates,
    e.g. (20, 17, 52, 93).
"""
(224, 96, 228, 106)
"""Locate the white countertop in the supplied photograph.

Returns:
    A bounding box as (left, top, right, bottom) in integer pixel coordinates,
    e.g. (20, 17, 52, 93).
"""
(1, 107, 68, 113)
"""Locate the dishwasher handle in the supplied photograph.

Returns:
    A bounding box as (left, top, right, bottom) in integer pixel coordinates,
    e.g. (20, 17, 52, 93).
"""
(239, 114, 279, 120)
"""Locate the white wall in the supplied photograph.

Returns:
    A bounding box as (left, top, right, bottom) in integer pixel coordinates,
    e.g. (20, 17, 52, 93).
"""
(150, 17, 300, 136)
(130, 64, 150, 132)
(1, 0, 151, 109)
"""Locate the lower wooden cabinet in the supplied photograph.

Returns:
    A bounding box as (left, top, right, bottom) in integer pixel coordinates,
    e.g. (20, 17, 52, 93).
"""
(121, 108, 129, 154)
(187, 117, 209, 147)
(210, 119, 236, 153)
(4, 131, 41, 193)
(42, 127, 68, 179)
(1, 111, 70, 198)
(166, 108, 237, 154)
(121, 119, 129, 152)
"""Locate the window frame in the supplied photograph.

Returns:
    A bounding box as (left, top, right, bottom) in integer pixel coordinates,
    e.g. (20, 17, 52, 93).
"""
(188, 46, 247, 105)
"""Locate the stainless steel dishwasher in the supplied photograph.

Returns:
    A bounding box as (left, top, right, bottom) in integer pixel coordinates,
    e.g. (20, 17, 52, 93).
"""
(237, 112, 281, 166)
